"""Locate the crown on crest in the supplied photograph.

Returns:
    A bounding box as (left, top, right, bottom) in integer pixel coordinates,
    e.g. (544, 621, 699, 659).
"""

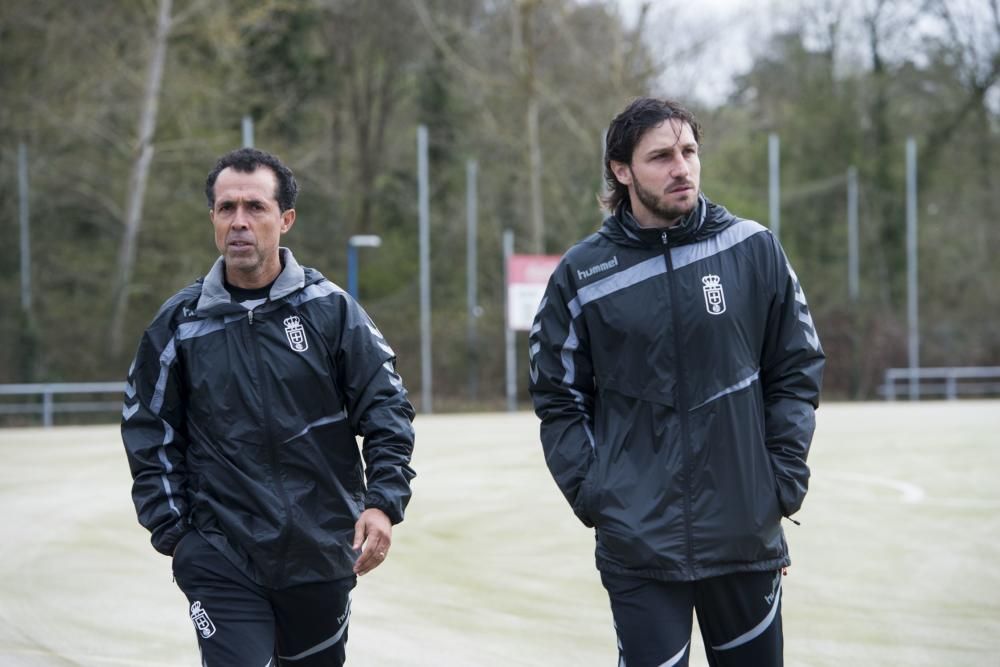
(701, 274, 722, 287)
(283, 315, 302, 328)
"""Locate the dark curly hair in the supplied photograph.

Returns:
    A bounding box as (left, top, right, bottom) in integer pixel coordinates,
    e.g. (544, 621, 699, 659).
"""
(601, 98, 702, 212)
(205, 147, 299, 212)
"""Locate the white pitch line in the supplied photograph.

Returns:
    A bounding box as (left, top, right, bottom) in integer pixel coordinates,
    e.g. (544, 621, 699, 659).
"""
(923, 497, 1000, 509)
(824, 472, 926, 503)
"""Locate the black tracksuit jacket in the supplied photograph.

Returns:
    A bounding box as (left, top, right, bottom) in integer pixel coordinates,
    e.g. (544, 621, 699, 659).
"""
(529, 196, 824, 581)
(122, 248, 415, 588)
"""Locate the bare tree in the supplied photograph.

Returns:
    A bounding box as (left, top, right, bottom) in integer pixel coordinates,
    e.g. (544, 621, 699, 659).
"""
(109, 0, 173, 355)
(338, 2, 409, 235)
(512, 0, 546, 253)
(920, 0, 1000, 185)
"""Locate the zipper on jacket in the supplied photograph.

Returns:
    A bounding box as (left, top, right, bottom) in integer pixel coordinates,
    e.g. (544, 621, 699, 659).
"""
(662, 233, 697, 579)
(245, 312, 294, 581)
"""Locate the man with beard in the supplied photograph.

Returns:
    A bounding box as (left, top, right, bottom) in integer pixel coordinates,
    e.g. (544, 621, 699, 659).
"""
(122, 147, 415, 665)
(529, 98, 824, 666)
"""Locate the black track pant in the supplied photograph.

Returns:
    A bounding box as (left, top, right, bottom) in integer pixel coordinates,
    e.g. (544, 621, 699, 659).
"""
(172, 531, 356, 666)
(601, 569, 784, 667)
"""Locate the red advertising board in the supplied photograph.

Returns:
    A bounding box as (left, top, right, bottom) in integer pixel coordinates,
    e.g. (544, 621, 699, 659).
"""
(506, 254, 561, 331)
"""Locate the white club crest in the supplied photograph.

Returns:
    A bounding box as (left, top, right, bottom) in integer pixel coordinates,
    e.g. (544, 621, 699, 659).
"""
(284, 315, 309, 352)
(702, 274, 726, 315)
(190, 601, 216, 639)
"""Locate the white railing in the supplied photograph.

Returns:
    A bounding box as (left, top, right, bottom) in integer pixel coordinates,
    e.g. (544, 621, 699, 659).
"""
(881, 367, 1000, 401)
(0, 382, 124, 427)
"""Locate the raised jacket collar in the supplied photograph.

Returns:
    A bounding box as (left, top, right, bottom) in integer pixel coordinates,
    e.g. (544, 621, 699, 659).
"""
(196, 247, 307, 316)
(600, 193, 739, 248)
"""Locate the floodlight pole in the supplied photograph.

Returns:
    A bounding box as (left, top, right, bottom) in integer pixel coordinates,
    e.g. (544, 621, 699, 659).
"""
(466, 159, 480, 400)
(418, 125, 432, 414)
(242, 115, 254, 148)
(600, 128, 609, 222)
(769, 133, 780, 241)
(18, 143, 31, 313)
(847, 166, 859, 303)
(503, 229, 516, 412)
(347, 235, 381, 299)
(906, 138, 919, 401)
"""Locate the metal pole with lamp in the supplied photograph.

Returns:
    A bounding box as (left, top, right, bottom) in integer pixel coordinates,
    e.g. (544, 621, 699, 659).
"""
(347, 234, 382, 299)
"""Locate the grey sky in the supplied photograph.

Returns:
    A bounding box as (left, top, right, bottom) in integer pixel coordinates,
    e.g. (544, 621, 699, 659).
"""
(614, 0, 766, 105)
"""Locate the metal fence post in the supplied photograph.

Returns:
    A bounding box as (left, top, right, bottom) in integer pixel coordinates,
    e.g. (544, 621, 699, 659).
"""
(43, 389, 54, 428)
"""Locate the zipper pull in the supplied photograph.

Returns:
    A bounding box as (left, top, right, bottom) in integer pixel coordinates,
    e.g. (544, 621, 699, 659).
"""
(248, 309, 254, 325)
(661, 230, 669, 246)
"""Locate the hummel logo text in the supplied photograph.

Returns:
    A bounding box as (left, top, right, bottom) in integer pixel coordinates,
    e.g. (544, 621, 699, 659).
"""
(577, 256, 619, 281)
(764, 570, 781, 606)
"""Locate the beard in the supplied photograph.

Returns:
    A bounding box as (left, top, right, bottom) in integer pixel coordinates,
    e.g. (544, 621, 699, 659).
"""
(632, 173, 697, 226)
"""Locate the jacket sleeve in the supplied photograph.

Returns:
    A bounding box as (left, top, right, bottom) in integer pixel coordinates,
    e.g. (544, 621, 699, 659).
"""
(337, 296, 416, 525)
(121, 320, 191, 556)
(528, 263, 598, 527)
(760, 235, 825, 517)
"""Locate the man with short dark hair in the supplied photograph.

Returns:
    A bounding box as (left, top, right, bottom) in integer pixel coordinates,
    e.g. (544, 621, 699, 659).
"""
(122, 147, 415, 666)
(529, 98, 824, 666)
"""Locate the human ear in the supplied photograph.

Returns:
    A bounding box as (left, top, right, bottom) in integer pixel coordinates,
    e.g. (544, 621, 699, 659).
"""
(610, 160, 632, 186)
(280, 209, 296, 234)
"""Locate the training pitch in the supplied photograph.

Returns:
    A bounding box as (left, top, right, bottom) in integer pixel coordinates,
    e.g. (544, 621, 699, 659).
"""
(0, 401, 998, 666)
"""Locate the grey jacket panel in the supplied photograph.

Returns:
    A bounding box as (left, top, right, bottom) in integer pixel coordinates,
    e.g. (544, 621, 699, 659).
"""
(122, 249, 415, 588)
(529, 196, 824, 581)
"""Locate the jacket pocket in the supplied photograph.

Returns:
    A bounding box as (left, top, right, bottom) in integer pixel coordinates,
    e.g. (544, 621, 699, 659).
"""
(764, 460, 785, 523)
(170, 530, 200, 581)
(571, 458, 599, 527)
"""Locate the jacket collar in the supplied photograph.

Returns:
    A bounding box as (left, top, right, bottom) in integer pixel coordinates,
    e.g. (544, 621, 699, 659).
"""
(601, 193, 737, 248)
(197, 247, 306, 315)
